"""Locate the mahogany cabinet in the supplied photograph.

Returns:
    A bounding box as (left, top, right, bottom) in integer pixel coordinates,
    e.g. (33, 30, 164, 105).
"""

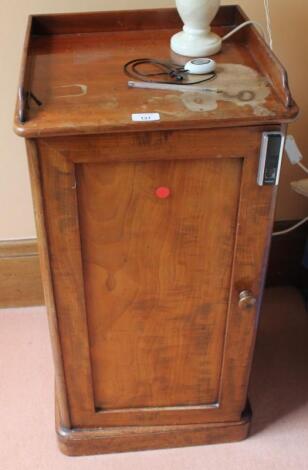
(15, 6, 298, 456)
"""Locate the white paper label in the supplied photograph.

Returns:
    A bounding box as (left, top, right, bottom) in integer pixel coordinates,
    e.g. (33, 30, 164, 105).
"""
(132, 113, 160, 122)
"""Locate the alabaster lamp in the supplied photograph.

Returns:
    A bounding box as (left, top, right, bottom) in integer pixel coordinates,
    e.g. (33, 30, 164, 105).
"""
(171, 0, 222, 57)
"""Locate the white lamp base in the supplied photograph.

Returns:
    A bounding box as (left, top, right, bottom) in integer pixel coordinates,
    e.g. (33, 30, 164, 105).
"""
(171, 30, 222, 57)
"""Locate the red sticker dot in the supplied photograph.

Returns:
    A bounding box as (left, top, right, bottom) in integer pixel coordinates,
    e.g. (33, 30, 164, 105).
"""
(155, 187, 171, 199)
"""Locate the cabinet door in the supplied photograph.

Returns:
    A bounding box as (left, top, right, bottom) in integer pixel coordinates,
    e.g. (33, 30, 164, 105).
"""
(36, 128, 276, 428)
(78, 157, 239, 412)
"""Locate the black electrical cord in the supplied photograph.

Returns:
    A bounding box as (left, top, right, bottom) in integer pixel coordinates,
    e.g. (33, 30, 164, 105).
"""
(124, 58, 216, 86)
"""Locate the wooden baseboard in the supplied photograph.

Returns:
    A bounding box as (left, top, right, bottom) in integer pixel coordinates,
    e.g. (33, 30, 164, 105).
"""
(0, 239, 44, 308)
(0, 220, 306, 308)
(56, 403, 252, 456)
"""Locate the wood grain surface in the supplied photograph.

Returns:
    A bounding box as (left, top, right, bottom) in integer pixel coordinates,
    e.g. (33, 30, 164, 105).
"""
(34, 126, 278, 431)
(0, 239, 43, 308)
(17, 5, 299, 456)
(77, 158, 242, 410)
(56, 405, 251, 456)
(14, 7, 298, 138)
(26, 140, 71, 428)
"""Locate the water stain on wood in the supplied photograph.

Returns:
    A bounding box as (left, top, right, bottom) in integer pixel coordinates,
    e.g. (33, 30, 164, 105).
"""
(148, 64, 274, 117)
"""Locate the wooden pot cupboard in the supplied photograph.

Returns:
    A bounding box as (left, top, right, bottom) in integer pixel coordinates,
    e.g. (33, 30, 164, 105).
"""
(15, 6, 298, 456)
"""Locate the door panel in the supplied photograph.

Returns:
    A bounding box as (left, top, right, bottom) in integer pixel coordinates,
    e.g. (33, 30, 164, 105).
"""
(77, 158, 242, 411)
(38, 130, 276, 428)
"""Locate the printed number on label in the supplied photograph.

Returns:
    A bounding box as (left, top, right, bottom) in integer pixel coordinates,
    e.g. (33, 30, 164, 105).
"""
(132, 113, 160, 122)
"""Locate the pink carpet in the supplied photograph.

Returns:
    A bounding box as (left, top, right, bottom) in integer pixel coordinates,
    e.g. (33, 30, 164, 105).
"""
(1, 287, 307, 469)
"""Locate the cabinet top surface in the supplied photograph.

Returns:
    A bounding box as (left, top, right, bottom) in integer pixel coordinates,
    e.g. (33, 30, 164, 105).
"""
(14, 7, 298, 138)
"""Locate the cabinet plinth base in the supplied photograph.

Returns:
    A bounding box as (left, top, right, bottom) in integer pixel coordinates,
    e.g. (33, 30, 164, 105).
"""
(56, 409, 251, 456)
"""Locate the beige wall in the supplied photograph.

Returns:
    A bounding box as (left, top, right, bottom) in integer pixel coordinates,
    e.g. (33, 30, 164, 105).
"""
(0, 0, 307, 240)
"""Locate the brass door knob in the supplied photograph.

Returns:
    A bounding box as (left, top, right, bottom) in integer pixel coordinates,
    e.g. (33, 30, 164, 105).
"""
(238, 290, 256, 310)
